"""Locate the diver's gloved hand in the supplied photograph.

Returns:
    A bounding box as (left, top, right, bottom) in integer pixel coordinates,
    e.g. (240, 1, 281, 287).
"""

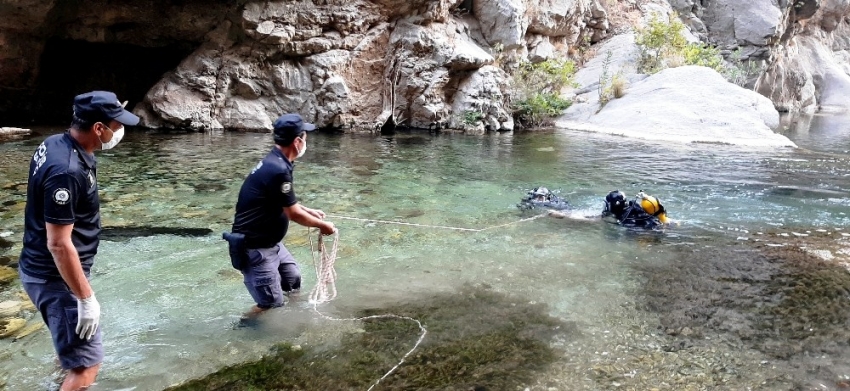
(76, 294, 101, 341)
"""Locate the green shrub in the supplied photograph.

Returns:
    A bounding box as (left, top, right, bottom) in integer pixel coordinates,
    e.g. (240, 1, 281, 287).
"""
(514, 93, 572, 126)
(635, 14, 727, 74)
(635, 14, 688, 74)
(462, 110, 484, 126)
(510, 58, 577, 127)
(722, 48, 766, 87)
(682, 43, 724, 73)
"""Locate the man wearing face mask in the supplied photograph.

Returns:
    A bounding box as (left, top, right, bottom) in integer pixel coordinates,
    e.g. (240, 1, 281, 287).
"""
(19, 91, 138, 390)
(226, 113, 336, 319)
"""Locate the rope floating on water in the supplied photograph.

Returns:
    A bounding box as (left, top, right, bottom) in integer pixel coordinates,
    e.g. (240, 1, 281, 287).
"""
(307, 229, 427, 391)
(327, 213, 548, 232)
(303, 213, 548, 389)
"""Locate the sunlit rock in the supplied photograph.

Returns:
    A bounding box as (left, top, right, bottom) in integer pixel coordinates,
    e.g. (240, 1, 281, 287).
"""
(558, 66, 796, 147)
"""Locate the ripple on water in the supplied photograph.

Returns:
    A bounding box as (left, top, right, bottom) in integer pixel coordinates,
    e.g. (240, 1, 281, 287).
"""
(0, 126, 849, 389)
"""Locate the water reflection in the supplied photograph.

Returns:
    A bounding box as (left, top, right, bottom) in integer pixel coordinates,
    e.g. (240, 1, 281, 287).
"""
(0, 121, 848, 390)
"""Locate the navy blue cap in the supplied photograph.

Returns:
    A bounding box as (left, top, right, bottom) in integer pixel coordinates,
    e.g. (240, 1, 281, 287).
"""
(273, 113, 316, 145)
(73, 91, 140, 126)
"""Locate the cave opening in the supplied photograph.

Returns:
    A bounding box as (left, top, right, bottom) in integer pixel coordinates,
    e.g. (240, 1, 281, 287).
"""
(457, 0, 473, 15)
(21, 38, 196, 126)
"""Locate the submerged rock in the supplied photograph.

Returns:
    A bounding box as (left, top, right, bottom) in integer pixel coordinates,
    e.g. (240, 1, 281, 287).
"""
(635, 230, 850, 388)
(0, 266, 17, 285)
(0, 301, 22, 318)
(13, 320, 44, 341)
(0, 317, 26, 339)
(101, 226, 213, 242)
(166, 285, 567, 390)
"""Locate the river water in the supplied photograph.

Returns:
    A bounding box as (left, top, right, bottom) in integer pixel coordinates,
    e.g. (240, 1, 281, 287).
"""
(0, 114, 848, 390)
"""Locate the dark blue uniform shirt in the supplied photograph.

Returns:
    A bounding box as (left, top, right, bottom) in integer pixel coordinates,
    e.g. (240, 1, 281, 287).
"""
(20, 132, 101, 280)
(232, 147, 299, 248)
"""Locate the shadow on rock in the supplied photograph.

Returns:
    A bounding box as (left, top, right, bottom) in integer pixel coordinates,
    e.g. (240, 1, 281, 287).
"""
(166, 285, 570, 391)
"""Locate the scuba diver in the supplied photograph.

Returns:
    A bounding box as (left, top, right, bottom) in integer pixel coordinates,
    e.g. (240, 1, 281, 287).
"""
(518, 187, 572, 211)
(602, 190, 670, 229)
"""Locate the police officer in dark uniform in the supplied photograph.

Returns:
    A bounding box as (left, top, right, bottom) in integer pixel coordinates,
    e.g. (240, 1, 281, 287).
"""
(19, 91, 139, 391)
(225, 113, 336, 319)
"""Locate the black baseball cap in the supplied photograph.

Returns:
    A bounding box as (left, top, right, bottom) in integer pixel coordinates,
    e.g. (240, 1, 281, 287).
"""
(272, 113, 316, 145)
(73, 91, 140, 126)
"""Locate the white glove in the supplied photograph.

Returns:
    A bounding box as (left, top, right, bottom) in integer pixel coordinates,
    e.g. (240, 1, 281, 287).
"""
(76, 294, 101, 341)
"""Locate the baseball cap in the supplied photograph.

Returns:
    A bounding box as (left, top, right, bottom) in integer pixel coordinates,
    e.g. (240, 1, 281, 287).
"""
(73, 91, 140, 126)
(272, 113, 316, 145)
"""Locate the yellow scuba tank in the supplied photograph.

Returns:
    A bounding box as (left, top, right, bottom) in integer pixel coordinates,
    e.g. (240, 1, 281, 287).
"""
(637, 191, 669, 224)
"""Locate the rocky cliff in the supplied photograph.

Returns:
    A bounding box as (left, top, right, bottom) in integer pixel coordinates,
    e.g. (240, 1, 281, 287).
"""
(1, 0, 849, 131)
(669, 0, 850, 113)
(0, 0, 610, 131)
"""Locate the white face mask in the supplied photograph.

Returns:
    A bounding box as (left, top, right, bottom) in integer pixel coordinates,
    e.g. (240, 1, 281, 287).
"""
(295, 137, 307, 159)
(100, 124, 124, 150)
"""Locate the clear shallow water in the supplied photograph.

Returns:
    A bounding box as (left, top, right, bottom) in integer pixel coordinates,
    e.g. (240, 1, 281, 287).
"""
(0, 120, 848, 390)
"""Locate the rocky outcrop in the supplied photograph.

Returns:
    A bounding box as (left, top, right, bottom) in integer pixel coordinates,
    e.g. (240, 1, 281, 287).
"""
(0, 0, 610, 132)
(136, 0, 611, 132)
(669, 0, 850, 113)
(558, 66, 795, 147)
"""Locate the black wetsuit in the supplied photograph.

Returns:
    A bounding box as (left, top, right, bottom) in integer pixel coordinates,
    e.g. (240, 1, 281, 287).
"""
(518, 194, 572, 211)
(612, 201, 663, 229)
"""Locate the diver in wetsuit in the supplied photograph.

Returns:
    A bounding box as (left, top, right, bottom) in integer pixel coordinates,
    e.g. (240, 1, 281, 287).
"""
(602, 190, 670, 229)
(518, 187, 572, 211)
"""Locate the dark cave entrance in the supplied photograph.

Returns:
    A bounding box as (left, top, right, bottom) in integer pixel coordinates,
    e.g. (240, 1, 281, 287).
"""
(22, 39, 195, 125)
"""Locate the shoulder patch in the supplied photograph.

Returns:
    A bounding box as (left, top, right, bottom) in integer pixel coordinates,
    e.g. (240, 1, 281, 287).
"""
(251, 161, 263, 175)
(281, 182, 292, 194)
(53, 188, 71, 205)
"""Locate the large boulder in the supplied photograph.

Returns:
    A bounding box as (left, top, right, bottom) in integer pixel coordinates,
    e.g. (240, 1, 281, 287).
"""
(557, 66, 796, 148)
(667, 0, 850, 114)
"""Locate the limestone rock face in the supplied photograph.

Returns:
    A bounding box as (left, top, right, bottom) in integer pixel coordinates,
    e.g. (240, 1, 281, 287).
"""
(669, 0, 850, 113)
(0, 0, 610, 132)
(134, 0, 610, 131)
(558, 65, 796, 148)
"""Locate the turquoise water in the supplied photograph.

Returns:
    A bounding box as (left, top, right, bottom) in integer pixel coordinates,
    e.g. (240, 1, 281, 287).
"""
(0, 120, 848, 390)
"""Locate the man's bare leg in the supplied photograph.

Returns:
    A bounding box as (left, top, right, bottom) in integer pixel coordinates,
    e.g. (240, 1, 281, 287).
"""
(242, 305, 267, 320)
(61, 364, 100, 391)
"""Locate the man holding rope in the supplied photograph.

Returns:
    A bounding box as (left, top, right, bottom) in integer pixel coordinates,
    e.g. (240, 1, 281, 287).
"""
(225, 113, 336, 319)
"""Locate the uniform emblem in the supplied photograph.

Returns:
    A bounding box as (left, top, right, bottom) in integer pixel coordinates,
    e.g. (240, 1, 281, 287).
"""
(281, 182, 292, 193)
(251, 162, 263, 175)
(53, 188, 71, 205)
(32, 142, 47, 175)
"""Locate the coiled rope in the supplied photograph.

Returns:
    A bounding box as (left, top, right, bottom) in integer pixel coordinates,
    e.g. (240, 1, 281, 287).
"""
(308, 231, 339, 303)
(307, 229, 426, 391)
(304, 212, 546, 390)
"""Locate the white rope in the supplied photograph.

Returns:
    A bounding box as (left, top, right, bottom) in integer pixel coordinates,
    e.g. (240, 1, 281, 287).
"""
(306, 229, 427, 391)
(308, 231, 339, 304)
(302, 212, 547, 389)
(327, 213, 547, 232)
